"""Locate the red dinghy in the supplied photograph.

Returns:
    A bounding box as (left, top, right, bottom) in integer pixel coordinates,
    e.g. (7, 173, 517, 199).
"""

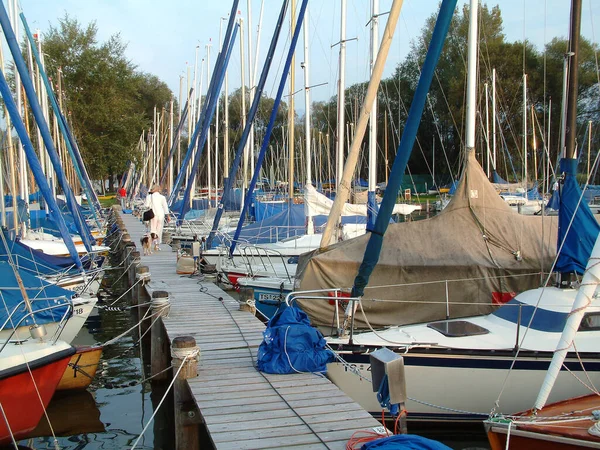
(0, 340, 75, 444)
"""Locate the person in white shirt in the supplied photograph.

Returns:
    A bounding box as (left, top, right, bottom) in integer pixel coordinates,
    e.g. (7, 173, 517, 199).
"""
(144, 184, 170, 247)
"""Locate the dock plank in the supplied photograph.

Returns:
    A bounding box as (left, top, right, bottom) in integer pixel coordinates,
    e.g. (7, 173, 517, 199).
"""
(120, 213, 384, 449)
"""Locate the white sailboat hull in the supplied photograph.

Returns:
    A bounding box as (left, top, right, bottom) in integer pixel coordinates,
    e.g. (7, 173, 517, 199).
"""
(327, 351, 600, 421)
(0, 296, 96, 344)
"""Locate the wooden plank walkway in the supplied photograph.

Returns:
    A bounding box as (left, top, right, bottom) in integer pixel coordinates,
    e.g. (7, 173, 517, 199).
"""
(121, 212, 385, 449)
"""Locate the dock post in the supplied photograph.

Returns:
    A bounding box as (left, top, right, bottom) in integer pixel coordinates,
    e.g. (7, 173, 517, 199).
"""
(120, 233, 131, 254)
(134, 265, 150, 306)
(150, 291, 170, 381)
(128, 251, 141, 286)
(172, 336, 201, 450)
(122, 241, 136, 272)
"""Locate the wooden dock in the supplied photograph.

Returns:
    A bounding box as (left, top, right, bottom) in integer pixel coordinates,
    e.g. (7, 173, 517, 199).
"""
(119, 211, 386, 449)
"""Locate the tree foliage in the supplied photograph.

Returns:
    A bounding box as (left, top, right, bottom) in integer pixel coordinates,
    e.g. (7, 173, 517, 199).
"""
(310, 3, 599, 185)
(41, 15, 172, 184)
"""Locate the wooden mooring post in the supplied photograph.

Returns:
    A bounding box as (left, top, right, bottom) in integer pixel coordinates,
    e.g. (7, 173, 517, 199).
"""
(128, 250, 141, 286)
(171, 336, 201, 450)
(150, 291, 170, 382)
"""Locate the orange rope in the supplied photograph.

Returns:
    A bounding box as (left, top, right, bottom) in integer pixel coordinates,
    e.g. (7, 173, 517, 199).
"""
(345, 430, 385, 450)
(394, 408, 408, 435)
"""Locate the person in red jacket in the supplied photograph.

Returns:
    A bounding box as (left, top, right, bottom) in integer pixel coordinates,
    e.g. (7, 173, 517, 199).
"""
(118, 186, 127, 209)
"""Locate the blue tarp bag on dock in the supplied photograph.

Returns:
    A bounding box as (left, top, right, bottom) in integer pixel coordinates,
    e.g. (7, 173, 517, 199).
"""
(257, 305, 334, 374)
(361, 434, 452, 450)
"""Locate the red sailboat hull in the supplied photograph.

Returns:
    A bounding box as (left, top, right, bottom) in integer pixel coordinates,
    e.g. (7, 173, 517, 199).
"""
(0, 352, 72, 444)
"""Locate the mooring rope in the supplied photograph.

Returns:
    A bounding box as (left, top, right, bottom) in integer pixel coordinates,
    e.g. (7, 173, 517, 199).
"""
(108, 276, 145, 306)
(130, 352, 197, 450)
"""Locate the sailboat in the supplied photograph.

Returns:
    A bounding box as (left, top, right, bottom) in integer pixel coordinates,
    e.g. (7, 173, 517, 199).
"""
(310, 0, 600, 426)
(294, 0, 558, 330)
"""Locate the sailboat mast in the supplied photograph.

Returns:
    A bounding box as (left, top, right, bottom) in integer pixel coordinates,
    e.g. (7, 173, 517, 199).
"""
(564, 0, 581, 160)
(240, 17, 248, 204)
(368, 0, 379, 194)
(485, 82, 490, 178)
(303, 4, 313, 235)
(320, 0, 405, 248)
(465, 0, 478, 153)
(10, 0, 26, 228)
(492, 67, 496, 171)
(534, 0, 584, 411)
(523, 73, 528, 189)
(169, 99, 174, 193)
(288, 0, 296, 203)
(247, 0, 256, 179)
(588, 120, 592, 179)
(221, 16, 230, 180)
(336, 0, 347, 191)
(303, 6, 311, 186)
(207, 42, 212, 207)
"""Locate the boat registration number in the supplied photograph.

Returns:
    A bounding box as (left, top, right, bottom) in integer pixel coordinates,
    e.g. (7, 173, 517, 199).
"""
(258, 293, 281, 302)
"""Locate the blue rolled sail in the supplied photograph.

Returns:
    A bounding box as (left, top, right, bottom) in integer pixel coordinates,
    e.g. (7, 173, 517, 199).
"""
(352, 0, 458, 297)
(209, 0, 293, 250)
(21, 12, 102, 230)
(0, 64, 84, 271)
(177, 24, 239, 220)
(0, 4, 94, 255)
(170, 0, 239, 208)
(556, 158, 600, 274)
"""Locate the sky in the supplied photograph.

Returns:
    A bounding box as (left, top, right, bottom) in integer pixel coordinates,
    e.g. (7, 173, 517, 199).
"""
(16, 0, 600, 113)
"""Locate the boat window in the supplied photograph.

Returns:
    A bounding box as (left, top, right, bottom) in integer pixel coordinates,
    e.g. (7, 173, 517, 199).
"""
(579, 313, 600, 331)
(427, 320, 489, 337)
(491, 299, 567, 332)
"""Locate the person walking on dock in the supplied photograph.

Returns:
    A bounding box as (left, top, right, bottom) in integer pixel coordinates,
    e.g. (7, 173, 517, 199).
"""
(118, 186, 127, 209)
(145, 184, 170, 248)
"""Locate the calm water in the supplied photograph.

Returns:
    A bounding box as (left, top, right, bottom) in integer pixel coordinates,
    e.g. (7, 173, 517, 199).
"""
(15, 251, 175, 450)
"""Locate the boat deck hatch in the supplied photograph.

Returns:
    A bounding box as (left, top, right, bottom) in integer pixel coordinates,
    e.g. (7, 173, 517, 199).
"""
(427, 320, 489, 337)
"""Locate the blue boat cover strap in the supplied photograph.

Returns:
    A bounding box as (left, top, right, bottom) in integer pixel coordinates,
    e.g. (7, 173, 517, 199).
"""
(257, 305, 334, 374)
(377, 374, 399, 416)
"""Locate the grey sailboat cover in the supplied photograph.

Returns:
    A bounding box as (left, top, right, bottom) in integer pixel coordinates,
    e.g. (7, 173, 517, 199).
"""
(296, 152, 558, 328)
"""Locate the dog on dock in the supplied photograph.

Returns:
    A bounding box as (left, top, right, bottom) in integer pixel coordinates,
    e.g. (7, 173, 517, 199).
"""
(151, 232, 159, 252)
(140, 234, 152, 255)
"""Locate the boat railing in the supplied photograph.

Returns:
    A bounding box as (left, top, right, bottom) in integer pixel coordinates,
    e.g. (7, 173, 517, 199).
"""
(238, 245, 292, 281)
(0, 298, 73, 352)
(285, 288, 360, 340)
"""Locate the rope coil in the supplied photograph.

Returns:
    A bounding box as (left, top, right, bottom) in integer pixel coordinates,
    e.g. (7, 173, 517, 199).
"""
(136, 271, 151, 281)
(171, 346, 200, 362)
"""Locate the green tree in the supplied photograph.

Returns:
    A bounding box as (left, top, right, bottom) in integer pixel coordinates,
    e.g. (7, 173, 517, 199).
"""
(41, 15, 172, 189)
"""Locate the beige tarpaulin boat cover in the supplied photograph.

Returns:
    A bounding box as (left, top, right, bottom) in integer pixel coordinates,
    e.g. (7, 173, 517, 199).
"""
(295, 152, 558, 328)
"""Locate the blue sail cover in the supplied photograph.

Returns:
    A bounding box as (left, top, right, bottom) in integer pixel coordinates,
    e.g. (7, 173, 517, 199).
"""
(557, 158, 600, 274)
(361, 435, 452, 450)
(254, 200, 289, 221)
(492, 171, 509, 184)
(257, 305, 334, 374)
(210, 203, 367, 248)
(0, 231, 92, 276)
(211, 203, 306, 248)
(0, 261, 73, 328)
